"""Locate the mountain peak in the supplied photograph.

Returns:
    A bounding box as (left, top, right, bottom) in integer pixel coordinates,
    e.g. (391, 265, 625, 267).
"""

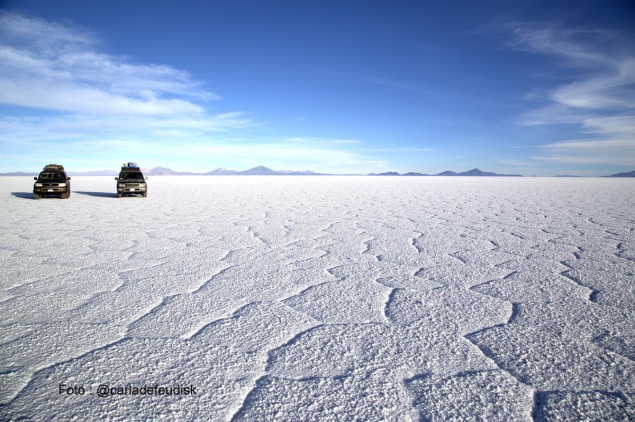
(238, 166, 278, 175)
(608, 169, 635, 177)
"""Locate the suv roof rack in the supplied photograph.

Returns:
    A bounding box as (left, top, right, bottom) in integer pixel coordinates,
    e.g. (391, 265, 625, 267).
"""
(121, 162, 139, 170)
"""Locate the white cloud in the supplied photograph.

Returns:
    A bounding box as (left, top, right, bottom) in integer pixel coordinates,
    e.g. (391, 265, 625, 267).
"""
(0, 13, 389, 174)
(542, 139, 633, 150)
(509, 26, 617, 67)
(4, 135, 384, 174)
(284, 137, 363, 144)
(531, 154, 635, 165)
(510, 23, 635, 167)
(0, 112, 384, 173)
(551, 59, 635, 110)
(0, 112, 251, 142)
(367, 147, 433, 152)
(0, 12, 218, 115)
(0, 78, 206, 115)
(512, 26, 635, 117)
(534, 139, 635, 165)
(582, 116, 635, 135)
(0, 12, 95, 54)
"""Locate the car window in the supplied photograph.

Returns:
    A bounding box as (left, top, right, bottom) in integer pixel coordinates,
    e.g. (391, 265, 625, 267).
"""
(39, 172, 65, 180)
(120, 172, 143, 179)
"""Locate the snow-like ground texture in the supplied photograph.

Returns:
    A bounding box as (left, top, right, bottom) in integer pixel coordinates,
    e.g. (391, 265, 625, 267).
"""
(1, 176, 634, 421)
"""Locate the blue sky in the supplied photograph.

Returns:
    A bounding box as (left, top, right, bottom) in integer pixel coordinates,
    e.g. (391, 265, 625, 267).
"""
(0, 0, 634, 175)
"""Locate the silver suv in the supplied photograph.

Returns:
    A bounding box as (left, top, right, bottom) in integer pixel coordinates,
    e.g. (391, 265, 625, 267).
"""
(115, 162, 148, 198)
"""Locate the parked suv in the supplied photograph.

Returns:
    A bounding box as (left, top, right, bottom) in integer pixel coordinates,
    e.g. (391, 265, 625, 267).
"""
(115, 162, 148, 197)
(33, 164, 71, 199)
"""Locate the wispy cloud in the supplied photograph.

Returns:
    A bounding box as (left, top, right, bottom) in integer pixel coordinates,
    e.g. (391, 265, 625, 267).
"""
(0, 12, 397, 174)
(184, 143, 388, 173)
(0, 112, 251, 143)
(0, 130, 387, 173)
(0, 111, 382, 173)
(366, 147, 434, 153)
(534, 139, 635, 166)
(510, 23, 635, 166)
(0, 11, 95, 53)
(509, 25, 619, 67)
(0, 12, 218, 116)
(284, 137, 362, 144)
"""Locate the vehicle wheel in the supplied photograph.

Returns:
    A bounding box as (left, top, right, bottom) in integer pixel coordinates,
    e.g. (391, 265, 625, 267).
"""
(142, 192, 147, 197)
(62, 192, 70, 199)
(117, 193, 122, 198)
(33, 193, 41, 200)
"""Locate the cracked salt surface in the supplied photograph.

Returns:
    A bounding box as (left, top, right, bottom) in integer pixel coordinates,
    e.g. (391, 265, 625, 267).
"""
(1, 176, 634, 420)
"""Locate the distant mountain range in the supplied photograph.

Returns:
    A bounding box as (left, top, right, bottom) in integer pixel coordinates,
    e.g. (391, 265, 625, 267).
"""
(369, 168, 523, 177)
(0, 166, 323, 176)
(2, 166, 634, 177)
(607, 170, 635, 177)
(200, 166, 322, 176)
(88, 165, 323, 176)
(0, 171, 39, 176)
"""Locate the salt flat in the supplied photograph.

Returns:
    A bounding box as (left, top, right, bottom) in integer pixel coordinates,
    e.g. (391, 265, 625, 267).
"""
(1, 176, 634, 421)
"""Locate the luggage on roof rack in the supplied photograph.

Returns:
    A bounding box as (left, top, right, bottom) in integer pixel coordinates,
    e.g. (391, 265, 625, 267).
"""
(121, 162, 139, 169)
(44, 164, 65, 171)
(116, 162, 147, 198)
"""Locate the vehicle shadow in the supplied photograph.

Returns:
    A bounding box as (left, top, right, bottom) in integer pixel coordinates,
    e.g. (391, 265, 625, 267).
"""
(75, 191, 117, 198)
(11, 192, 35, 199)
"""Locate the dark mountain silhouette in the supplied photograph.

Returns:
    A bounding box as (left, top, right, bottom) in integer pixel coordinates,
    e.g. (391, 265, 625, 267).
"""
(459, 168, 498, 176)
(607, 170, 635, 177)
(147, 167, 197, 176)
(205, 167, 239, 175)
(238, 166, 280, 175)
(369, 168, 522, 176)
(276, 169, 322, 175)
(0, 171, 38, 176)
(437, 168, 522, 177)
(369, 171, 401, 176)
